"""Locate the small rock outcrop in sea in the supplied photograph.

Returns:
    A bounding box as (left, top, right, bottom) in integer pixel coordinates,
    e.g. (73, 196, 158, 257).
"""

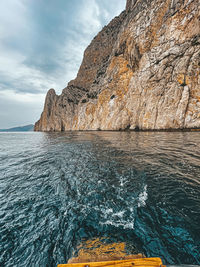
(35, 0, 200, 131)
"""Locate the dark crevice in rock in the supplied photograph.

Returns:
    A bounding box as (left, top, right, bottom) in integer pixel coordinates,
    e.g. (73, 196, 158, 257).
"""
(124, 124, 131, 131)
(61, 121, 65, 132)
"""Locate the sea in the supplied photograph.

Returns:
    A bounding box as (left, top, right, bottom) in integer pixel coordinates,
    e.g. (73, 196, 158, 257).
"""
(0, 131, 200, 266)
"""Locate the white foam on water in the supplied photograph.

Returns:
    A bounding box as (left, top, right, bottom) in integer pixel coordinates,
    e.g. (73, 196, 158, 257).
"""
(138, 185, 148, 207)
(112, 211, 125, 218)
(100, 206, 135, 230)
(101, 208, 125, 219)
(100, 220, 134, 230)
(119, 175, 128, 187)
(129, 207, 134, 212)
(104, 208, 113, 214)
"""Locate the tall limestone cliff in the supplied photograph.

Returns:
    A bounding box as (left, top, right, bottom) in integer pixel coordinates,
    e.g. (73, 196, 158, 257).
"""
(35, 0, 200, 131)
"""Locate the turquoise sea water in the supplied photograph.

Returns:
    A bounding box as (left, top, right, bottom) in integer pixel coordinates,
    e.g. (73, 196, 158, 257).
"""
(0, 131, 200, 266)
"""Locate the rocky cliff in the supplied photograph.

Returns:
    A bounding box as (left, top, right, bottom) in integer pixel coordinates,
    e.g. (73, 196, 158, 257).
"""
(35, 0, 200, 131)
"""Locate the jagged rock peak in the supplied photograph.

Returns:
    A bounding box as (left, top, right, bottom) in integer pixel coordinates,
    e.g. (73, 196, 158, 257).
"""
(35, 0, 200, 132)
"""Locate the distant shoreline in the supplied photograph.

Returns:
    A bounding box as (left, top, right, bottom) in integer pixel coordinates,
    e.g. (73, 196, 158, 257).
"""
(0, 124, 34, 132)
(33, 128, 200, 133)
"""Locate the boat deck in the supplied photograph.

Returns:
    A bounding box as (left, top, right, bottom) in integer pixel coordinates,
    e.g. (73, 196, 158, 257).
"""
(58, 257, 165, 267)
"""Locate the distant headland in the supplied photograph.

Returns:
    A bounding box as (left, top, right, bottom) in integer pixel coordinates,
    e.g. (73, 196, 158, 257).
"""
(0, 124, 34, 132)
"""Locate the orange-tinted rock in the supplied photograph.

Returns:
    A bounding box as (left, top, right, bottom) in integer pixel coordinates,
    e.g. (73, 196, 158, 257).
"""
(34, 0, 200, 131)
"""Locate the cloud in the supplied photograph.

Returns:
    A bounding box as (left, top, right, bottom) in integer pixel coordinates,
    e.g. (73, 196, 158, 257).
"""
(77, 0, 101, 36)
(0, 0, 125, 128)
(0, 0, 28, 41)
(0, 90, 45, 128)
(0, 89, 45, 104)
(0, 44, 61, 94)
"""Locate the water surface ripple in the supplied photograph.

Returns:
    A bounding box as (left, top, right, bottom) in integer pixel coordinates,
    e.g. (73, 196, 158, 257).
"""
(0, 132, 200, 266)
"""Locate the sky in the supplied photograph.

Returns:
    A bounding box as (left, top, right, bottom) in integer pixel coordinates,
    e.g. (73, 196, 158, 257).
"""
(0, 0, 125, 129)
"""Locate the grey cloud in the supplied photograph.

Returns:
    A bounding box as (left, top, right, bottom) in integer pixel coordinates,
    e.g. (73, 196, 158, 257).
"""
(0, 0, 125, 127)
(0, 94, 44, 129)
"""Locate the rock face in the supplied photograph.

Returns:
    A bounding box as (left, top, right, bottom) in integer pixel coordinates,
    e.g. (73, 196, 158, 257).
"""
(35, 0, 200, 131)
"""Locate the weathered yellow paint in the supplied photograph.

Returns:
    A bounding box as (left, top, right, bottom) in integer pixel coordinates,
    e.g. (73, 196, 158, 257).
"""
(58, 257, 165, 267)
